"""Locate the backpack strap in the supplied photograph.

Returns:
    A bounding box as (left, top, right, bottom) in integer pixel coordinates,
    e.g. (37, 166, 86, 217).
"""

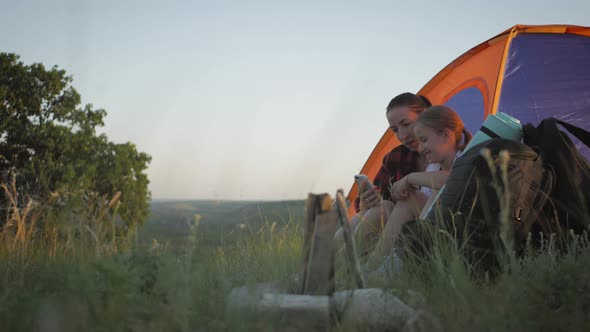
(523, 123, 541, 146)
(552, 118, 590, 148)
(524, 117, 590, 151)
(536, 118, 590, 167)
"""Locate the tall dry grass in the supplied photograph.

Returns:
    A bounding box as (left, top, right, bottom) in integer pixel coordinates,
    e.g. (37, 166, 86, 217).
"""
(1, 158, 589, 331)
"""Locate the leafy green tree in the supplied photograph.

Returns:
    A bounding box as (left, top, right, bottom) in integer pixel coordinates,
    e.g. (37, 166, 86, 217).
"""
(0, 53, 151, 230)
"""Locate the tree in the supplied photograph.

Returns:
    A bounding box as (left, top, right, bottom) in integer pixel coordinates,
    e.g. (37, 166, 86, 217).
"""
(0, 53, 151, 230)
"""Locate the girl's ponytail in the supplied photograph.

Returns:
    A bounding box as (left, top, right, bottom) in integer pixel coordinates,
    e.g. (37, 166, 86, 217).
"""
(459, 127, 473, 151)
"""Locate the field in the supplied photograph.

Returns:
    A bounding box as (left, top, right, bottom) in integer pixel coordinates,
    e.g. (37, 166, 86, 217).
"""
(138, 199, 305, 249)
(0, 199, 307, 332)
(1, 199, 590, 332)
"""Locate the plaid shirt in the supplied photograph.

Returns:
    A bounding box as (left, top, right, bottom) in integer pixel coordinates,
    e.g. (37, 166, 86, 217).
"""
(354, 145, 420, 212)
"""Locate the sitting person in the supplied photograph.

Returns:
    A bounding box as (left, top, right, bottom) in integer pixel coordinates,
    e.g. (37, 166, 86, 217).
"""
(367, 105, 472, 266)
(335, 92, 432, 256)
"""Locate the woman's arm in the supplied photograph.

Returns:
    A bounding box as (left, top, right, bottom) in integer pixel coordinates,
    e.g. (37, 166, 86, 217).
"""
(406, 170, 450, 190)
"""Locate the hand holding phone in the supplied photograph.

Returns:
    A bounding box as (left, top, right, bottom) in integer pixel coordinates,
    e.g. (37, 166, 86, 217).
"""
(354, 174, 380, 210)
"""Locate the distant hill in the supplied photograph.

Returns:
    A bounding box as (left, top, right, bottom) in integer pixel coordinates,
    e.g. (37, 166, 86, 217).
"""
(138, 200, 305, 248)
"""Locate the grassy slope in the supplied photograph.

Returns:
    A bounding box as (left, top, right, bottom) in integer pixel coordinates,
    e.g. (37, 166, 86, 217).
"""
(1, 200, 590, 331)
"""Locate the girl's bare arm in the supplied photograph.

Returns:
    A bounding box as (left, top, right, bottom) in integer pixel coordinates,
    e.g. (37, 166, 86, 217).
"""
(406, 170, 450, 190)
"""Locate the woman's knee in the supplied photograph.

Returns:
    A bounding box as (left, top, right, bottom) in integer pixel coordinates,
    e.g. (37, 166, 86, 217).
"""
(357, 200, 396, 233)
(380, 199, 395, 212)
(364, 200, 395, 219)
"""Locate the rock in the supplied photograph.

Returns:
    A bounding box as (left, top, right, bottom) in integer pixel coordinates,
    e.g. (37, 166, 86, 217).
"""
(399, 290, 442, 332)
(404, 289, 427, 309)
(332, 288, 415, 332)
(402, 309, 443, 332)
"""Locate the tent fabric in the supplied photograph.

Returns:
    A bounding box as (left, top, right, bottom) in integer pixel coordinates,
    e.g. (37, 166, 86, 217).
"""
(344, 37, 507, 212)
(498, 33, 590, 159)
(444, 86, 485, 135)
(347, 24, 590, 218)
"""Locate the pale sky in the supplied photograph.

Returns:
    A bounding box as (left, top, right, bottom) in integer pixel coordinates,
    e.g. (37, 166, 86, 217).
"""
(1, 0, 588, 200)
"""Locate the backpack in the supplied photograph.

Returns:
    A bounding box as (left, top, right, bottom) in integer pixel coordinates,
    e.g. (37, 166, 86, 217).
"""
(523, 118, 590, 236)
(421, 138, 555, 268)
(415, 118, 590, 270)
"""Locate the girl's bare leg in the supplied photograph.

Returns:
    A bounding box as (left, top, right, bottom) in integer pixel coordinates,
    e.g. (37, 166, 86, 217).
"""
(419, 189, 439, 220)
(368, 191, 428, 268)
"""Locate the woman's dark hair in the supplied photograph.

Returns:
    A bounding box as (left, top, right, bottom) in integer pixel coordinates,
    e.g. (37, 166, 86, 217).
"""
(386, 92, 431, 114)
(419, 95, 432, 108)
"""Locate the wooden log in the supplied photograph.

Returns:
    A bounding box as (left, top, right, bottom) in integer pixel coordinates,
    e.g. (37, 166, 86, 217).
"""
(299, 194, 318, 293)
(226, 284, 329, 331)
(227, 287, 417, 332)
(335, 189, 366, 289)
(257, 293, 331, 332)
(300, 193, 334, 295)
(303, 208, 338, 295)
(226, 282, 287, 317)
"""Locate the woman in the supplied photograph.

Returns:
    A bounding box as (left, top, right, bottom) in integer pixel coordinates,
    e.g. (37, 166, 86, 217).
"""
(335, 92, 432, 256)
(368, 105, 472, 265)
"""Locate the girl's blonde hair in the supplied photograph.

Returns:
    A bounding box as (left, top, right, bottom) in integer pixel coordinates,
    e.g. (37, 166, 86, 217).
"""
(415, 105, 473, 150)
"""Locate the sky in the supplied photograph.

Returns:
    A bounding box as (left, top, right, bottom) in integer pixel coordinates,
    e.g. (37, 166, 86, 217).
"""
(1, 0, 589, 200)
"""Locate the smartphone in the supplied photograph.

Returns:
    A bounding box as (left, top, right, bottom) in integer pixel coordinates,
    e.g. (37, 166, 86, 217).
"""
(354, 174, 370, 187)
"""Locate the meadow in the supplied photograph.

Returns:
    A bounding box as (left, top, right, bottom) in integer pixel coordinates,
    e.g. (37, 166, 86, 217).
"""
(1, 198, 590, 331)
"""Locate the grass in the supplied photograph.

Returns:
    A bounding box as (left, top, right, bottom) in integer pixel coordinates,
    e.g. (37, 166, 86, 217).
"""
(1, 180, 590, 331)
(367, 223, 590, 331)
(0, 186, 305, 332)
(0, 221, 304, 332)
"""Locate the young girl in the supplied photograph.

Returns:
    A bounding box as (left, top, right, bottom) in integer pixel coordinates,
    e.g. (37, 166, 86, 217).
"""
(369, 105, 472, 264)
(392, 105, 472, 214)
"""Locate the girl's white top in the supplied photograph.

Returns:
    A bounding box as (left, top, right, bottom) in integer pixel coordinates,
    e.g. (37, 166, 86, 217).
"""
(419, 163, 440, 197)
(418, 150, 463, 196)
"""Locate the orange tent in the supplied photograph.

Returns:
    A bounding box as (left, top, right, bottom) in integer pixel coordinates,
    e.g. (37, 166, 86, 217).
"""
(347, 24, 590, 218)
